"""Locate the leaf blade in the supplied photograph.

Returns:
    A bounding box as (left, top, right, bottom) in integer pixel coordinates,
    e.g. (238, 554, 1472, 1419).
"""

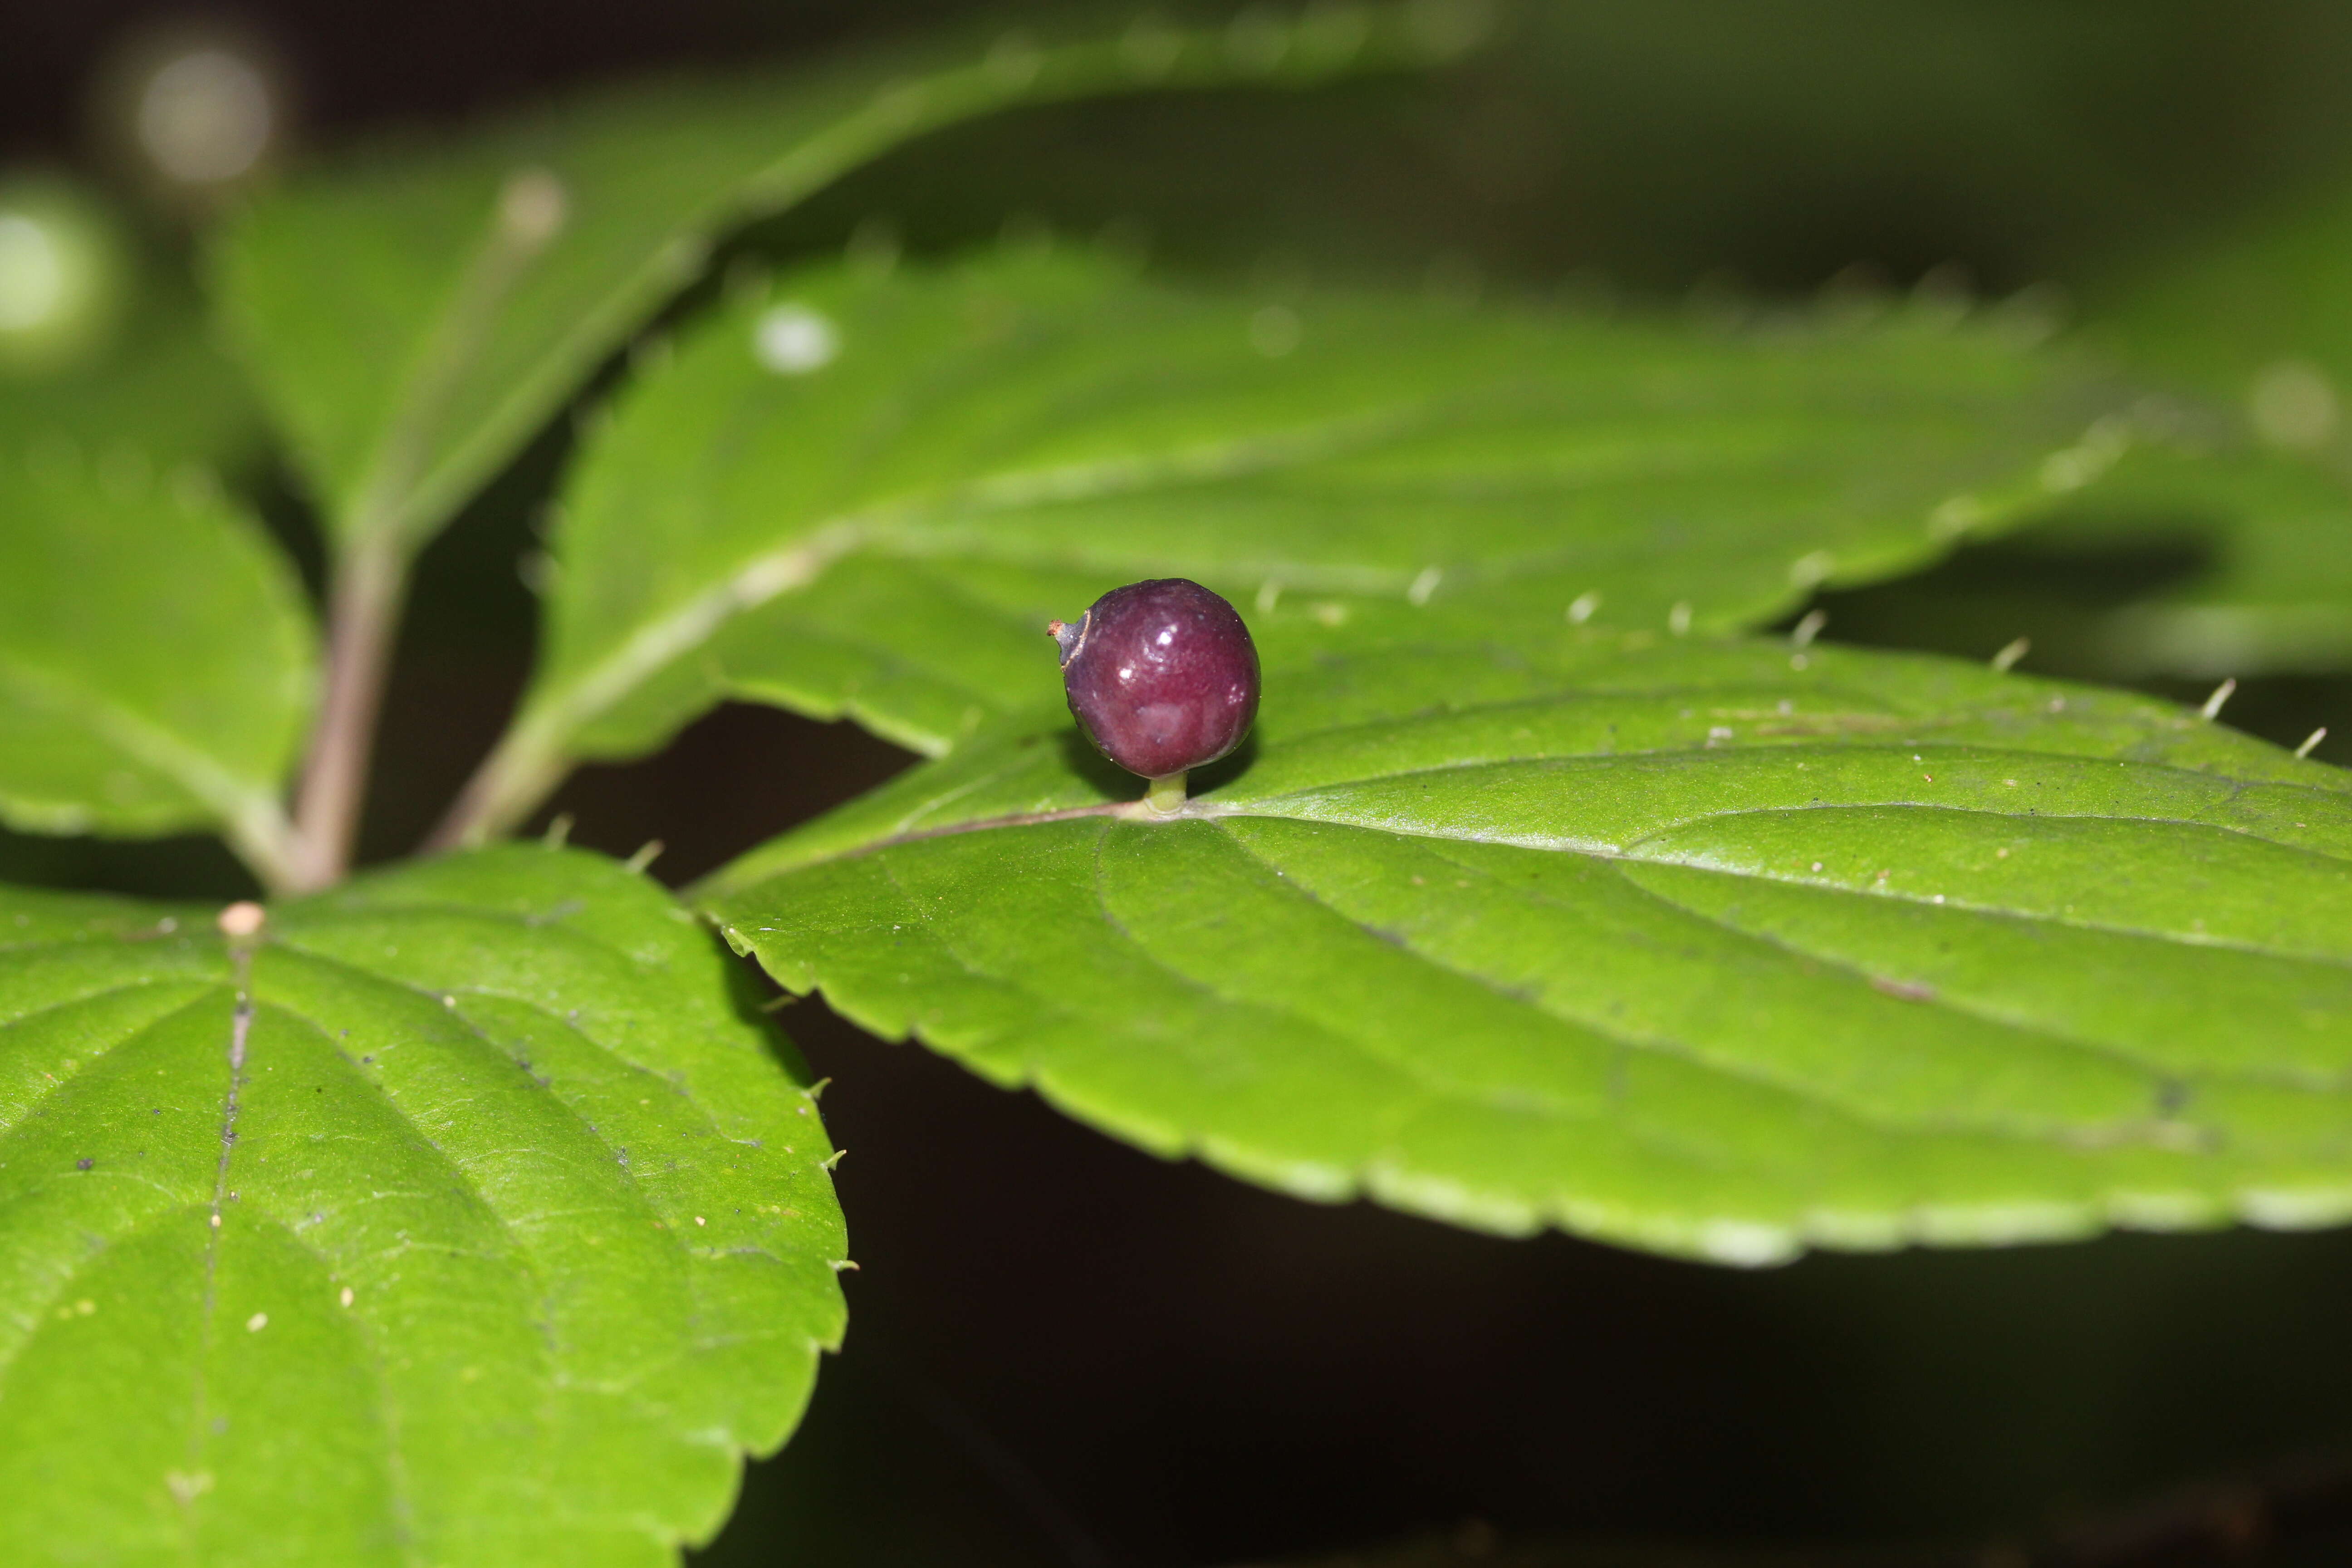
(0, 444, 312, 881)
(701, 636, 2352, 1264)
(0, 846, 847, 1564)
(461, 248, 2130, 841)
(213, 5, 1477, 553)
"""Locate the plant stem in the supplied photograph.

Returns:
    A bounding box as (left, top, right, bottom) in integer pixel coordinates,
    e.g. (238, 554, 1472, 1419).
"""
(1143, 772, 1188, 815)
(421, 708, 568, 854)
(286, 532, 408, 892)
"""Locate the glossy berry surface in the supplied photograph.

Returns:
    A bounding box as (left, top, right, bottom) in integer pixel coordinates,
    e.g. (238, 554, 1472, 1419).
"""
(1051, 579, 1259, 780)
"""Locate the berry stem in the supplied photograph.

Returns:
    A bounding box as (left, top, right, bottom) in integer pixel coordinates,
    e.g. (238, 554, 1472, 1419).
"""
(1143, 772, 1189, 815)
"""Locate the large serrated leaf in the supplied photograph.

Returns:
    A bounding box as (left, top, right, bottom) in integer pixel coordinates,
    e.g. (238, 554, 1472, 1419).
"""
(213, 3, 1474, 554)
(699, 634, 2352, 1266)
(0, 844, 845, 1566)
(451, 247, 2129, 841)
(0, 441, 311, 883)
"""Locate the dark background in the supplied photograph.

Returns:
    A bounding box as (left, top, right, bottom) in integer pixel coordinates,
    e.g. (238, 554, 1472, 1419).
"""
(11, 4, 2352, 1564)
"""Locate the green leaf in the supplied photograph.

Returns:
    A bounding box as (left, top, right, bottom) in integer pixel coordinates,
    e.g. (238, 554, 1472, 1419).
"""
(2069, 176, 2352, 674)
(213, 3, 1480, 555)
(0, 441, 311, 884)
(700, 634, 2352, 1266)
(2101, 177, 2352, 402)
(2086, 449, 2352, 676)
(452, 246, 2129, 841)
(0, 292, 265, 475)
(0, 844, 846, 1565)
(0, 182, 261, 472)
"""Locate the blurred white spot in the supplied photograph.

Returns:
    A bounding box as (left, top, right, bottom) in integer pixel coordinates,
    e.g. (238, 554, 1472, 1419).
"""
(1566, 591, 1600, 625)
(1248, 304, 1301, 358)
(339, 1286, 354, 1307)
(1788, 549, 1834, 588)
(2249, 360, 2338, 450)
(1406, 566, 1442, 606)
(1929, 494, 1985, 539)
(2038, 416, 2130, 494)
(754, 304, 838, 374)
(499, 169, 567, 245)
(1789, 608, 1827, 648)
(0, 216, 64, 331)
(245, 1311, 267, 1332)
(137, 49, 273, 184)
(1667, 601, 1693, 636)
(1693, 1219, 1795, 1267)
(2038, 449, 2095, 493)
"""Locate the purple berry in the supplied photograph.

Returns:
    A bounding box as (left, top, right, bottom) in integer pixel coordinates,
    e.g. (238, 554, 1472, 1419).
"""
(1049, 579, 1259, 784)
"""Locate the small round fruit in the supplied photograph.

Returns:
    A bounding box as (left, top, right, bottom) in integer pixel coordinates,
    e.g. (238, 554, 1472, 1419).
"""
(1049, 578, 1259, 781)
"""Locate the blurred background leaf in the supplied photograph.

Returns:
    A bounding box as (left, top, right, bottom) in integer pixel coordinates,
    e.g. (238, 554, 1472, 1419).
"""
(0, 433, 310, 884)
(0, 175, 260, 468)
(211, 2, 1488, 561)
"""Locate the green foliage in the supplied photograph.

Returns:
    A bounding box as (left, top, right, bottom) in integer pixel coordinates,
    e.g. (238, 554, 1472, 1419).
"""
(2033, 444, 2352, 679)
(213, 3, 1480, 558)
(20, 4, 2352, 1558)
(0, 184, 260, 470)
(0, 289, 264, 475)
(457, 246, 2127, 840)
(701, 635, 2352, 1265)
(0, 845, 846, 1567)
(0, 174, 134, 379)
(0, 442, 310, 882)
(2048, 174, 2352, 676)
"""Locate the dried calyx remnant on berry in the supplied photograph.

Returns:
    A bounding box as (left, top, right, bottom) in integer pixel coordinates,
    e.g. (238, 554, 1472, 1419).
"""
(1049, 578, 1260, 813)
